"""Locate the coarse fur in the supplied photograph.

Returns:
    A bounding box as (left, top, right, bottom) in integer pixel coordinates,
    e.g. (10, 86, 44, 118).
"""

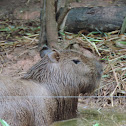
(0, 48, 103, 126)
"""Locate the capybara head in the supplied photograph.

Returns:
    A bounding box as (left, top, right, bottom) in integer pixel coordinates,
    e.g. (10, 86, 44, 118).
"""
(23, 46, 103, 95)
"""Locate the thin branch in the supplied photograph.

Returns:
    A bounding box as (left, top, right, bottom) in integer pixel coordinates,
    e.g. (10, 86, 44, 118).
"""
(109, 61, 120, 107)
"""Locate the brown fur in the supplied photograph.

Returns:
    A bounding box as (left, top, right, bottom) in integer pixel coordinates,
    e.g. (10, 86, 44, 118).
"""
(0, 49, 103, 126)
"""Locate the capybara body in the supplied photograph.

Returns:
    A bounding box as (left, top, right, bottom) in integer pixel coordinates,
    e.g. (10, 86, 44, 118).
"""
(0, 47, 103, 126)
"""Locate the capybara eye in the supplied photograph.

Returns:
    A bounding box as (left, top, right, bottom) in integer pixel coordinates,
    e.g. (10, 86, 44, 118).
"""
(72, 59, 80, 64)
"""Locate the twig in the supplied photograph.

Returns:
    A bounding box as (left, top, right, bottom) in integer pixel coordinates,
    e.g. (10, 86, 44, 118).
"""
(81, 34, 101, 56)
(26, 0, 30, 5)
(107, 36, 119, 41)
(109, 55, 126, 63)
(109, 61, 120, 107)
(26, 34, 39, 37)
(24, 36, 38, 42)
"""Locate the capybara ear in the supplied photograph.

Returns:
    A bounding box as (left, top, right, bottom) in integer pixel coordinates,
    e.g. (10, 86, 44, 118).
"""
(48, 50, 60, 63)
(40, 45, 52, 58)
(40, 45, 60, 62)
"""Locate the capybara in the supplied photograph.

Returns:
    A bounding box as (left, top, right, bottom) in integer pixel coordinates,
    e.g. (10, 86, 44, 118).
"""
(0, 46, 103, 126)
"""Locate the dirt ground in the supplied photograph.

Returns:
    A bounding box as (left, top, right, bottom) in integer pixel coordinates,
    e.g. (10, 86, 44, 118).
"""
(0, 45, 40, 77)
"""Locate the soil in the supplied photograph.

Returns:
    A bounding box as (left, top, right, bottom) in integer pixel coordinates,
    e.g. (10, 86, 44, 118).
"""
(1, 0, 126, 20)
(0, 45, 41, 77)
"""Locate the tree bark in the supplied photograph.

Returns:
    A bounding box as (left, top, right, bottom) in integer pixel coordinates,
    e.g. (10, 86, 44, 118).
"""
(39, 0, 47, 49)
(46, 0, 58, 48)
(39, 0, 58, 49)
(62, 6, 126, 33)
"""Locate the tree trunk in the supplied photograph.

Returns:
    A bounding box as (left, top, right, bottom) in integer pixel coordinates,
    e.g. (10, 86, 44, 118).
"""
(39, 0, 58, 49)
(39, 0, 47, 49)
(46, 0, 58, 48)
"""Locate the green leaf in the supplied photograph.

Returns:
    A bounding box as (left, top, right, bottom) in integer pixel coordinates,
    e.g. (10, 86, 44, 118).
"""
(0, 28, 10, 32)
(0, 119, 9, 126)
(100, 58, 108, 61)
(115, 41, 126, 48)
(87, 31, 100, 36)
(116, 41, 126, 45)
(59, 31, 65, 36)
(93, 123, 99, 126)
(25, 33, 33, 36)
(102, 75, 109, 78)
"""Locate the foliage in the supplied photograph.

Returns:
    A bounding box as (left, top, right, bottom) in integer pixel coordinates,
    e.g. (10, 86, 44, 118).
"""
(0, 20, 40, 40)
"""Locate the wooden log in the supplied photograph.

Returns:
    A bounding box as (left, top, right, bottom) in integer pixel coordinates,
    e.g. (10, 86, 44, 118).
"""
(61, 6, 126, 33)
